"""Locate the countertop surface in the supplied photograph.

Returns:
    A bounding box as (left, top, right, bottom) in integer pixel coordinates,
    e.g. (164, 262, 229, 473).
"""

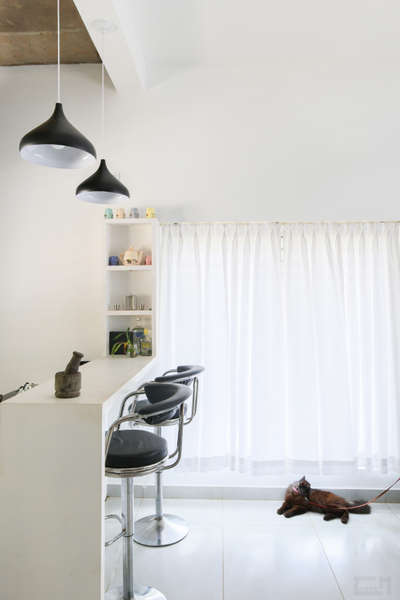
(2, 356, 156, 406)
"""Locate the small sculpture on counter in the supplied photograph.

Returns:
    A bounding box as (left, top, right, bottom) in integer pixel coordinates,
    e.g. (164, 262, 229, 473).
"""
(104, 208, 113, 219)
(145, 207, 155, 219)
(120, 246, 144, 266)
(114, 208, 126, 219)
(145, 254, 152, 265)
(55, 351, 84, 398)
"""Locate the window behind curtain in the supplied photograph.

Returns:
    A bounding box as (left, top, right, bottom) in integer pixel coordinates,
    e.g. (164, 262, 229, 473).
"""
(159, 222, 400, 478)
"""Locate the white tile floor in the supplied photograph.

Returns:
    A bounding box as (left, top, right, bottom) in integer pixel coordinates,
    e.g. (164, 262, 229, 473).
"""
(105, 497, 400, 600)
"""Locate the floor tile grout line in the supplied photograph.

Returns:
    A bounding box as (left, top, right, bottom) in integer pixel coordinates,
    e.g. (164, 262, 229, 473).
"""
(311, 519, 346, 600)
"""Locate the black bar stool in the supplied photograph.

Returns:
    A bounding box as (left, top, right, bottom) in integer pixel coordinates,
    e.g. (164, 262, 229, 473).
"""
(120, 365, 204, 547)
(104, 382, 191, 600)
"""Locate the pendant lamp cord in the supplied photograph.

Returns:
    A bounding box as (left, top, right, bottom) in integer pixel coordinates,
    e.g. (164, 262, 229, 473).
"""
(57, 0, 61, 102)
(101, 28, 105, 154)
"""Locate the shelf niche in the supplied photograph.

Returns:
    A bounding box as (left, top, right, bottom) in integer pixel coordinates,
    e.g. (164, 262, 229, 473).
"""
(104, 219, 159, 357)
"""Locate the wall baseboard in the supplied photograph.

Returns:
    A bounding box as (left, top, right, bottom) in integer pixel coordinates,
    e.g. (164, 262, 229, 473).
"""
(107, 483, 400, 503)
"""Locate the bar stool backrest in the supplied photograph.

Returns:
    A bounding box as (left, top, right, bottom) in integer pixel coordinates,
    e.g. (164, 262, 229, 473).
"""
(142, 382, 191, 411)
(154, 364, 204, 385)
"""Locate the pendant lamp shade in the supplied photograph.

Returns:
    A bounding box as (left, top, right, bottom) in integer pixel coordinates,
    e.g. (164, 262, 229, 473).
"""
(19, 103, 97, 169)
(76, 159, 130, 204)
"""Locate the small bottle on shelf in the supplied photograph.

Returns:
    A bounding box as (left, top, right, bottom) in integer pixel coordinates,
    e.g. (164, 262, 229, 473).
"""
(140, 329, 152, 356)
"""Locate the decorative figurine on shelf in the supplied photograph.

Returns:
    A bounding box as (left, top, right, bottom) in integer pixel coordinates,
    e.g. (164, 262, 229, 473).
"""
(108, 256, 120, 266)
(129, 207, 140, 218)
(104, 208, 113, 219)
(114, 207, 126, 219)
(145, 254, 152, 265)
(120, 246, 144, 266)
(55, 351, 84, 398)
(145, 207, 155, 219)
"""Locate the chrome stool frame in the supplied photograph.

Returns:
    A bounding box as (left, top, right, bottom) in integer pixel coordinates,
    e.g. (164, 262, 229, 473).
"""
(119, 366, 203, 548)
(105, 382, 190, 600)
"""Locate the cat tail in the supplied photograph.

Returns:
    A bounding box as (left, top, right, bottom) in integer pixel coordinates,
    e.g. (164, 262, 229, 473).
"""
(348, 500, 371, 514)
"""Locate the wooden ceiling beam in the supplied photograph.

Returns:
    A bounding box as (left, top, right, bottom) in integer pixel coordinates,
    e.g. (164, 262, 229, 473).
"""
(0, 0, 99, 65)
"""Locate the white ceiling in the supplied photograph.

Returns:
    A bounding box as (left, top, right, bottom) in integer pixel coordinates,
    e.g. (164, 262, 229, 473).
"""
(105, 0, 400, 88)
(73, 0, 400, 91)
(112, 0, 203, 87)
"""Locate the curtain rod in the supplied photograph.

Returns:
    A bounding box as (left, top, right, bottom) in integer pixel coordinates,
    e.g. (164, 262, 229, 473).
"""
(161, 220, 400, 225)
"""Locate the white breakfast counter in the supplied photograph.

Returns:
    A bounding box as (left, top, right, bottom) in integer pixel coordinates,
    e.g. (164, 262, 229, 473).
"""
(0, 356, 157, 600)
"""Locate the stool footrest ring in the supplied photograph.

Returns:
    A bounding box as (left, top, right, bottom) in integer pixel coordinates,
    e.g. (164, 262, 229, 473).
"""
(105, 514, 126, 547)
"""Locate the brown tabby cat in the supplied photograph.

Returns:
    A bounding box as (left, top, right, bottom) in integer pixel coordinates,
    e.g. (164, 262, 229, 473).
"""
(277, 476, 371, 524)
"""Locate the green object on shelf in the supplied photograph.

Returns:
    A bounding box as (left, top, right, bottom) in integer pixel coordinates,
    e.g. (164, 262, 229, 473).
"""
(111, 328, 139, 358)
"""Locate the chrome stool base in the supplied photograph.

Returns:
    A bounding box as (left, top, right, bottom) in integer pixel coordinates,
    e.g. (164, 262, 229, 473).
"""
(105, 583, 167, 600)
(134, 514, 189, 547)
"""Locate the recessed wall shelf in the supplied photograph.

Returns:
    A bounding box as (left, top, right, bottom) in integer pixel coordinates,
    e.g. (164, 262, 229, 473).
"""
(107, 310, 152, 316)
(106, 218, 157, 226)
(104, 218, 159, 356)
(105, 266, 152, 271)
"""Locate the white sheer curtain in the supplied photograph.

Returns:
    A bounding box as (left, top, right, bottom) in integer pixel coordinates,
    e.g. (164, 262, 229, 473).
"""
(159, 222, 400, 476)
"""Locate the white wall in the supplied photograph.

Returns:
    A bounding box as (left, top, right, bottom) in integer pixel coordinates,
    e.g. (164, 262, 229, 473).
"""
(119, 63, 400, 222)
(0, 65, 106, 391)
(109, 0, 400, 221)
(1, 56, 400, 388)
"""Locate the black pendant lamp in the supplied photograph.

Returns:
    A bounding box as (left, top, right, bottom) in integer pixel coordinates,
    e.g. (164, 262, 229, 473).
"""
(76, 159, 129, 204)
(76, 29, 129, 205)
(19, 0, 96, 169)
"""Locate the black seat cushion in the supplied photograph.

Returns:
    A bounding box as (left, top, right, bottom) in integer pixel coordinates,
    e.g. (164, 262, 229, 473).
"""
(106, 430, 168, 469)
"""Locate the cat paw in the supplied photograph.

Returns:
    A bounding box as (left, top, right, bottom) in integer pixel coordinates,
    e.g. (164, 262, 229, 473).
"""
(323, 513, 337, 521)
(277, 508, 284, 515)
